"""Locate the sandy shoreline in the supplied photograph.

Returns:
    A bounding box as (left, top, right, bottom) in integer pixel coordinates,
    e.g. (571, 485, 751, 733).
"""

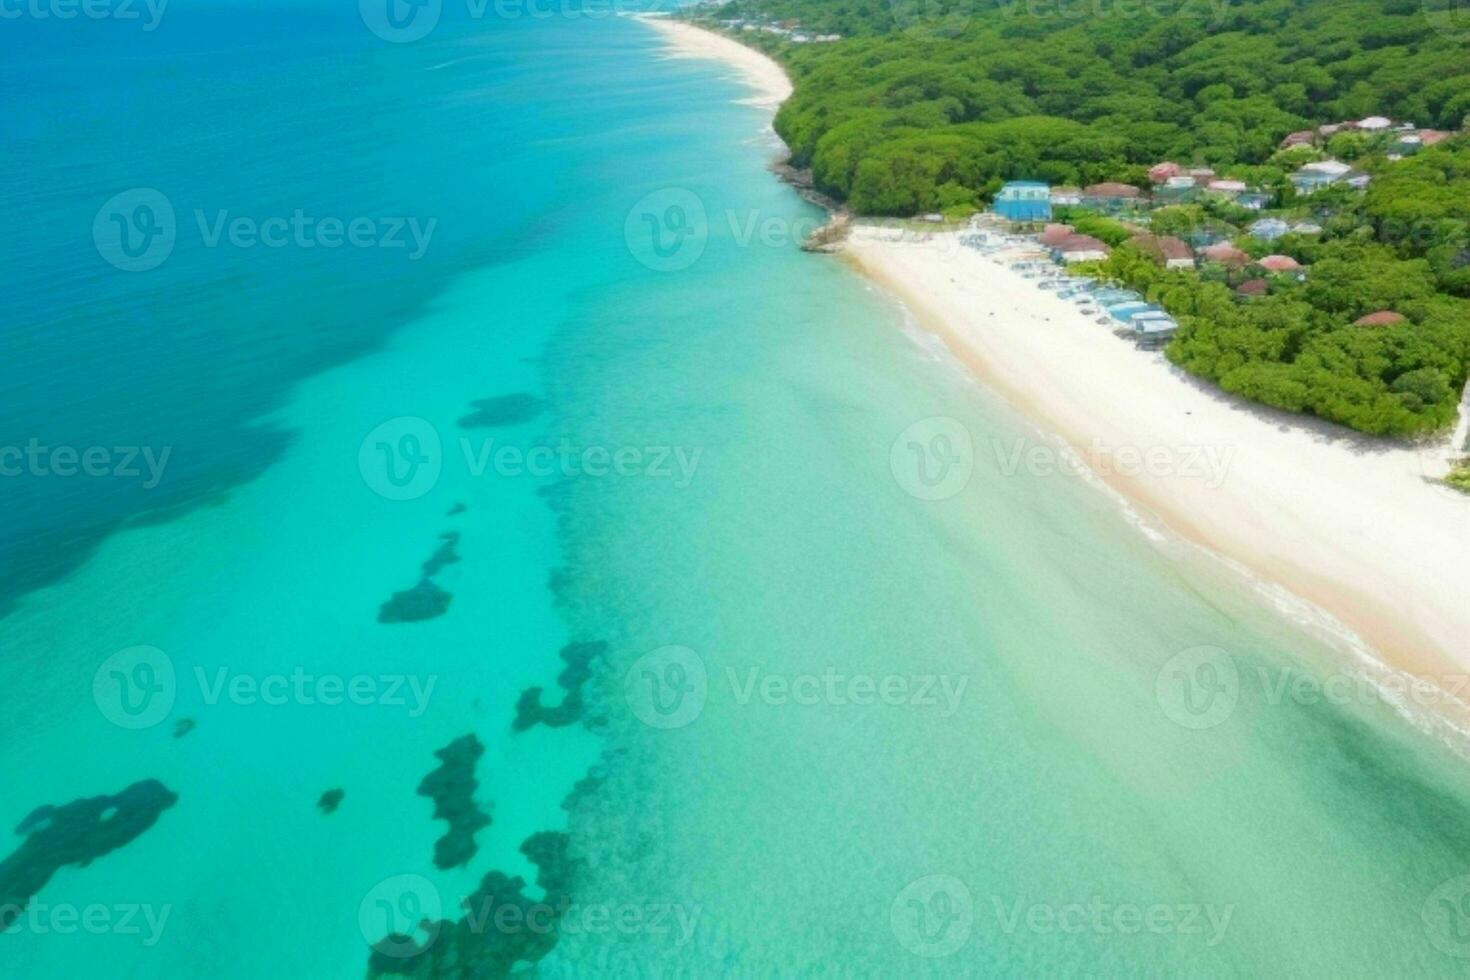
(638, 19, 1470, 697)
(846, 227, 1470, 685)
(636, 15, 792, 110)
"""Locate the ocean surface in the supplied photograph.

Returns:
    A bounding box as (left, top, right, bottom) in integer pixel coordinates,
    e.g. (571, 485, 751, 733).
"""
(6, 3, 1470, 976)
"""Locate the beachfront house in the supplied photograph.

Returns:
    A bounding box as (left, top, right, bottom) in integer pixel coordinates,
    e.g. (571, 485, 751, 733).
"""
(1091, 288, 1142, 306)
(1148, 162, 1182, 184)
(1040, 223, 1075, 247)
(1236, 278, 1270, 298)
(1156, 176, 1199, 202)
(1132, 315, 1178, 349)
(1201, 242, 1251, 268)
(1249, 218, 1290, 242)
(1258, 254, 1302, 274)
(1107, 300, 1156, 323)
(1133, 234, 1195, 270)
(1236, 192, 1270, 211)
(1206, 179, 1247, 197)
(1081, 182, 1144, 212)
(1054, 234, 1110, 263)
(994, 181, 1052, 223)
(1290, 159, 1353, 195)
(1050, 186, 1082, 207)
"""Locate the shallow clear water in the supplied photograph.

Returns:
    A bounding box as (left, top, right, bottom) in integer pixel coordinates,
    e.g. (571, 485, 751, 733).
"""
(5, 5, 1470, 977)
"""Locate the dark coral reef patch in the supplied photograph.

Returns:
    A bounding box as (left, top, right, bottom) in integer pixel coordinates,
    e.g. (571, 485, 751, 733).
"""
(513, 641, 606, 732)
(366, 831, 579, 979)
(417, 735, 491, 870)
(455, 393, 546, 429)
(1, 779, 178, 928)
(377, 531, 462, 624)
(420, 532, 461, 578)
(378, 579, 452, 624)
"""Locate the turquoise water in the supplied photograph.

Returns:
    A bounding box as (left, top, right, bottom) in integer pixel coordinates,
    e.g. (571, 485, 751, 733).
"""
(6, 6, 1470, 977)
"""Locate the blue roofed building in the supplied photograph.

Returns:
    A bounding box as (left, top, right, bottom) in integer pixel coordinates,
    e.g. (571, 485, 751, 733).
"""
(994, 181, 1052, 223)
(1249, 218, 1290, 242)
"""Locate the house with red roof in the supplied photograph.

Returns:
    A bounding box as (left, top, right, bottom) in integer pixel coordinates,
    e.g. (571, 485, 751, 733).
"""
(1258, 254, 1302, 273)
(1133, 234, 1195, 270)
(1201, 243, 1251, 268)
(1354, 310, 1406, 327)
(1039, 223, 1075, 247)
(1054, 234, 1111, 263)
(1148, 162, 1182, 184)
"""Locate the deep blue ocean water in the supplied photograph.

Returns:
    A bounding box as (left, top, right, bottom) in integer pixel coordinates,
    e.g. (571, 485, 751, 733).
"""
(1, 0, 575, 612)
(9, 4, 1470, 977)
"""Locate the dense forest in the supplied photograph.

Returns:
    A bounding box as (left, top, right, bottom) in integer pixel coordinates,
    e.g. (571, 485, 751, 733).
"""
(702, 0, 1470, 213)
(685, 0, 1470, 441)
(1089, 146, 1470, 436)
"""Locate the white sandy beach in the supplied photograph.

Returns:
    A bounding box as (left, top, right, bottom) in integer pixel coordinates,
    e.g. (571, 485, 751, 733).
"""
(638, 15, 793, 110)
(640, 17, 1470, 692)
(847, 226, 1470, 683)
